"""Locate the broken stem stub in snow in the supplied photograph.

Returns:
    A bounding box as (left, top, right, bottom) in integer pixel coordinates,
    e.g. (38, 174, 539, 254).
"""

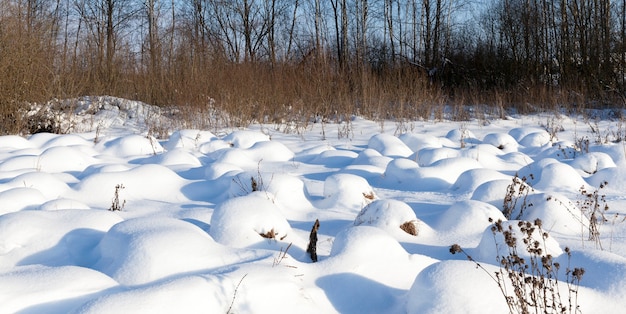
(306, 219, 320, 262)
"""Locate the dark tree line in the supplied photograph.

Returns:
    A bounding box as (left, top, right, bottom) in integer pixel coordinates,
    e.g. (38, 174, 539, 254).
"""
(468, 0, 625, 95)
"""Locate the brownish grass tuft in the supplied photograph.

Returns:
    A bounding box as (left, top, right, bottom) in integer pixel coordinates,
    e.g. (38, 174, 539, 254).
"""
(259, 228, 277, 239)
(362, 192, 376, 201)
(400, 221, 419, 236)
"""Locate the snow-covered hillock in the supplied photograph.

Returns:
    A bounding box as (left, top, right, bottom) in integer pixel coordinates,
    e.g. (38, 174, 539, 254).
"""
(1, 98, 626, 313)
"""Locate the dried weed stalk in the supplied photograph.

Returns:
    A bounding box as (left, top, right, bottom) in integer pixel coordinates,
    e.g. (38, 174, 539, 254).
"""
(503, 174, 533, 220)
(451, 218, 584, 314)
(227, 274, 248, 314)
(578, 182, 609, 249)
(232, 160, 273, 198)
(109, 184, 126, 211)
(273, 242, 294, 267)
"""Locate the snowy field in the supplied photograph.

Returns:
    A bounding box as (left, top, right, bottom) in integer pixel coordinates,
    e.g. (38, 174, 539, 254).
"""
(1, 97, 626, 313)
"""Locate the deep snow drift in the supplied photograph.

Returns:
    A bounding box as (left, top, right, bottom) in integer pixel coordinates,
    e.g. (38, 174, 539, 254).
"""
(1, 97, 626, 313)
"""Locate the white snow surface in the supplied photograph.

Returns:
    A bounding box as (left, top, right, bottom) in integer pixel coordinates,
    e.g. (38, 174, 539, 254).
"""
(2, 96, 626, 313)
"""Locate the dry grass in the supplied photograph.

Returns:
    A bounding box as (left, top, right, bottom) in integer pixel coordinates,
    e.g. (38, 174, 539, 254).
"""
(2, 35, 623, 136)
(451, 219, 584, 314)
(400, 220, 419, 236)
(362, 192, 376, 201)
(2, 27, 621, 135)
(259, 228, 277, 239)
(2, 0, 626, 136)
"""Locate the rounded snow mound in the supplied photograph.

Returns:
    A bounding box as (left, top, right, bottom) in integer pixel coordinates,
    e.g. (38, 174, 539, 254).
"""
(398, 133, 444, 151)
(483, 132, 519, 152)
(228, 171, 312, 211)
(517, 158, 560, 186)
(471, 178, 535, 210)
(309, 149, 358, 166)
(352, 148, 392, 167)
(474, 219, 563, 264)
(94, 217, 236, 285)
(97, 134, 164, 157)
(0, 187, 47, 214)
(39, 198, 90, 211)
(326, 225, 438, 293)
(0, 154, 40, 172)
(5, 171, 71, 199)
(424, 157, 483, 186)
(512, 193, 589, 235)
(354, 199, 429, 238)
(210, 191, 293, 248)
(153, 148, 202, 167)
(436, 200, 506, 238)
(319, 173, 376, 211)
(385, 157, 481, 191)
(533, 162, 590, 193)
(519, 131, 552, 147)
(38, 146, 97, 173)
(72, 164, 188, 205)
(406, 260, 508, 314)
(416, 147, 459, 166)
(198, 139, 233, 155)
(0, 265, 118, 313)
(568, 152, 616, 176)
(246, 140, 295, 162)
(452, 168, 510, 194)
(222, 130, 269, 148)
(535, 141, 578, 160)
(204, 162, 243, 180)
(212, 140, 294, 167)
(75, 275, 231, 313)
(509, 127, 544, 142)
(445, 128, 477, 145)
(367, 134, 413, 157)
(383, 158, 420, 187)
(40, 133, 92, 149)
(162, 130, 216, 151)
(0, 209, 122, 268)
(0, 135, 33, 151)
(330, 225, 409, 260)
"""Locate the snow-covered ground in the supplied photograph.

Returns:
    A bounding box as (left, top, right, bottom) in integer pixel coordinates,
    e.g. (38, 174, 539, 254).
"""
(1, 97, 626, 313)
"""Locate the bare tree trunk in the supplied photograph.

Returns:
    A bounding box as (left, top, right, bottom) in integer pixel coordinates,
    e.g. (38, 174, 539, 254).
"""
(242, 0, 253, 62)
(348, 0, 369, 69)
(385, 0, 395, 65)
(106, 0, 115, 86)
(412, 0, 418, 63)
(330, 0, 343, 68)
(423, 0, 432, 66)
(622, 0, 626, 88)
(341, 0, 348, 70)
(146, 0, 159, 76)
(560, 0, 569, 82)
(286, 0, 298, 59)
(433, 0, 442, 66)
(267, 0, 276, 65)
(314, 0, 321, 58)
(396, 0, 403, 62)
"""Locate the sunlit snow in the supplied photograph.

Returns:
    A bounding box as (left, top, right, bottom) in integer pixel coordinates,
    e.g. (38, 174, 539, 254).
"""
(1, 96, 626, 313)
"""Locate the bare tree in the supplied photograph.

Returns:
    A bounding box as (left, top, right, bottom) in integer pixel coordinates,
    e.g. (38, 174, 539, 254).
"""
(73, 0, 137, 88)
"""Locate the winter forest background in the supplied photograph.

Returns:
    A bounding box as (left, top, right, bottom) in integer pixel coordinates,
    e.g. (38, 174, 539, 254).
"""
(2, 0, 626, 134)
